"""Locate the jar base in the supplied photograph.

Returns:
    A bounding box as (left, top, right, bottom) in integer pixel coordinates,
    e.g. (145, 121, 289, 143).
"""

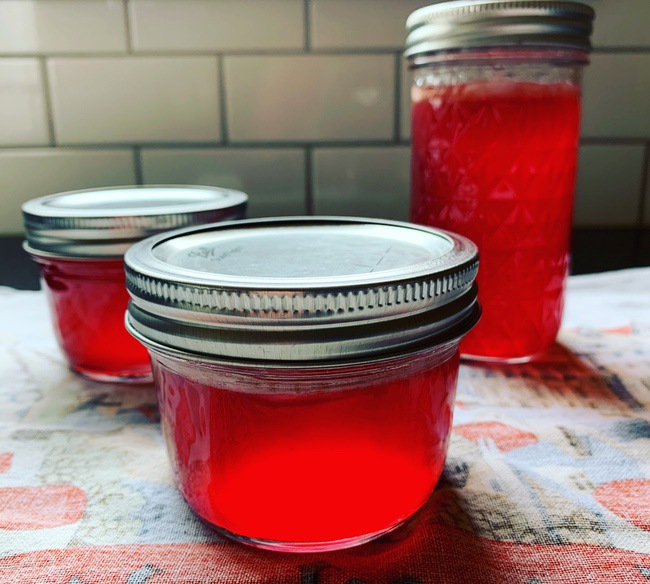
(461, 352, 541, 365)
(196, 514, 406, 553)
(73, 365, 153, 384)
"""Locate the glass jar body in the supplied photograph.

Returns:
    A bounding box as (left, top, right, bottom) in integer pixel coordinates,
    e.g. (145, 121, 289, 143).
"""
(34, 255, 151, 382)
(150, 341, 461, 552)
(410, 48, 587, 362)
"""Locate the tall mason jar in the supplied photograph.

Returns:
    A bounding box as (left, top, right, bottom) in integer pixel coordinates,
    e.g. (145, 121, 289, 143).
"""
(406, 1, 594, 363)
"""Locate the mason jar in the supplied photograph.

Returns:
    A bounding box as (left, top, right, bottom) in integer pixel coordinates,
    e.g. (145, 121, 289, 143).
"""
(125, 217, 480, 552)
(406, 0, 594, 362)
(22, 186, 247, 383)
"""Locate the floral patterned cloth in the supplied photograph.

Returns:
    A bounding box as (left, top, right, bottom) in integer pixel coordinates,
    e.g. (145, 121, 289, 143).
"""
(1, 269, 649, 583)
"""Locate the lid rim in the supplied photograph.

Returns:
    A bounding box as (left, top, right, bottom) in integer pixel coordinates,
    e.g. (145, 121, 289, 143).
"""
(405, 0, 594, 58)
(22, 184, 248, 218)
(124, 216, 478, 291)
(22, 185, 248, 258)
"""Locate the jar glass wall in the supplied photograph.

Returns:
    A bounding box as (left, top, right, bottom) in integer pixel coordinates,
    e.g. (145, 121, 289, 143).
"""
(33, 256, 151, 382)
(410, 48, 589, 362)
(150, 342, 460, 552)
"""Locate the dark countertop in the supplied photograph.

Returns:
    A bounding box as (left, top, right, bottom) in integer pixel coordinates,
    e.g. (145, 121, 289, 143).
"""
(2, 228, 650, 290)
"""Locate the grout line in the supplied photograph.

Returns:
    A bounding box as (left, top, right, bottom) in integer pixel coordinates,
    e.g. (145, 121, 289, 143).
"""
(304, 146, 314, 215)
(39, 58, 56, 146)
(3, 47, 650, 60)
(592, 47, 650, 54)
(133, 146, 144, 185)
(3, 138, 650, 152)
(394, 52, 402, 143)
(579, 137, 650, 146)
(0, 144, 140, 151)
(572, 226, 647, 231)
(0, 140, 413, 150)
(217, 55, 229, 143)
(0, 48, 405, 59)
(123, 0, 133, 54)
(304, 0, 311, 52)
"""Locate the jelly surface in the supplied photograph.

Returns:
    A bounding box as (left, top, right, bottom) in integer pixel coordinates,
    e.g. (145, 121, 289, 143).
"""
(38, 258, 151, 381)
(153, 351, 460, 548)
(411, 81, 581, 360)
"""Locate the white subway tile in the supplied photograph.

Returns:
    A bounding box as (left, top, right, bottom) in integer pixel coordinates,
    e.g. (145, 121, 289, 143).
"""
(313, 146, 410, 220)
(0, 148, 135, 234)
(48, 57, 221, 144)
(311, 0, 431, 49)
(574, 144, 644, 227)
(583, 0, 650, 48)
(582, 54, 650, 138)
(130, 0, 304, 52)
(225, 55, 394, 142)
(0, 60, 49, 146)
(0, 0, 126, 54)
(141, 148, 306, 217)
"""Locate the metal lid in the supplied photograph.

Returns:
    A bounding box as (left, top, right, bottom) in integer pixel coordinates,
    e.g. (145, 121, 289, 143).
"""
(22, 185, 248, 258)
(125, 217, 480, 363)
(405, 0, 594, 59)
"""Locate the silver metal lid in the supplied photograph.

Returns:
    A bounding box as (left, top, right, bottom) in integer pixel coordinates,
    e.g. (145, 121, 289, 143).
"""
(125, 217, 480, 363)
(405, 0, 594, 59)
(22, 185, 248, 258)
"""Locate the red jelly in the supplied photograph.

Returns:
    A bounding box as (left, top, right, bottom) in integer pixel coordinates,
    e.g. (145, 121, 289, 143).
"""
(35, 257, 151, 381)
(153, 343, 459, 548)
(411, 81, 581, 360)
(406, 2, 593, 362)
(124, 217, 480, 551)
(22, 186, 247, 382)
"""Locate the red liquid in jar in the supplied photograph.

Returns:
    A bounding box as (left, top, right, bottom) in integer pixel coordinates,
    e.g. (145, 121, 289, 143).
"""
(154, 350, 460, 547)
(38, 258, 151, 381)
(411, 81, 581, 360)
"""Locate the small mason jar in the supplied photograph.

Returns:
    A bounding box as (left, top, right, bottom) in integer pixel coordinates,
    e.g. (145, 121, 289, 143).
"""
(22, 186, 247, 383)
(125, 217, 480, 552)
(406, 1, 594, 362)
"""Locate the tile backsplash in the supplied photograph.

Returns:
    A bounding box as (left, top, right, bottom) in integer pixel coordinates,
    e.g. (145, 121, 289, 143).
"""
(0, 0, 649, 235)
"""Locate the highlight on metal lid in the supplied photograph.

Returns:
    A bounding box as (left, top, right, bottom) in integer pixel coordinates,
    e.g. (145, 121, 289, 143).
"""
(405, 0, 595, 60)
(22, 185, 248, 258)
(125, 216, 481, 363)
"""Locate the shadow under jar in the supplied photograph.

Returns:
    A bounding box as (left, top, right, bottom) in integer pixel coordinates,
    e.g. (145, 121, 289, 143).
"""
(22, 186, 247, 383)
(406, 1, 594, 363)
(124, 217, 480, 552)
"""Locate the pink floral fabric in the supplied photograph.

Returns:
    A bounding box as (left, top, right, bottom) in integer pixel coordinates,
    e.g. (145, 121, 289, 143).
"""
(0, 270, 649, 583)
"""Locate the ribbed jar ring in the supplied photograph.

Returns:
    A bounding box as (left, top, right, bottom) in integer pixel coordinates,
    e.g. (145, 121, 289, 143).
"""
(405, 0, 594, 59)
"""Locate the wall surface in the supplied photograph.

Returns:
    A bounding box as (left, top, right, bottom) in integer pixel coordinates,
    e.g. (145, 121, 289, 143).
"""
(0, 0, 649, 237)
